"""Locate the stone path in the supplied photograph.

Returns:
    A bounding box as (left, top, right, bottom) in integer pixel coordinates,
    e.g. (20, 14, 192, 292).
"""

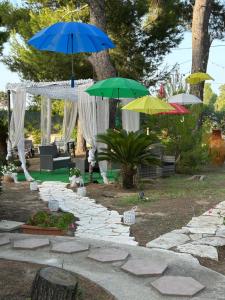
(1, 233, 225, 299)
(146, 202, 225, 261)
(38, 181, 138, 246)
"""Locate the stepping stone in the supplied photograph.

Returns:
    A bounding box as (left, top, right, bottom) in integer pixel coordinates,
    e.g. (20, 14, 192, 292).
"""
(151, 276, 205, 297)
(0, 237, 10, 246)
(190, 234, 203, 241)
(192, 236, 225, 247)
(13, 238, 50, 250)
(51, 241, 89, 254)
(0, 220, 25, 232)
(146, 233, 189, 250)
(182, 226, 217, 235)
(177, 243, 218, 261)
(186, 216, 223, 227)
(121, 258, 168, 276)
(88, 247, 129, 262)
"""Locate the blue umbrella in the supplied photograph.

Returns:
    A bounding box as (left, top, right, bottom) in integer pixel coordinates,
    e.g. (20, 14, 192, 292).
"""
(28, 22, 115, 87)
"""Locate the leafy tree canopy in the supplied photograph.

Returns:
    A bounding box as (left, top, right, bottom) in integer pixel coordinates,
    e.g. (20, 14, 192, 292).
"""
(203, 83, 217, 107)
(0, 0, 185, 84)
(215, 84, 225, 112)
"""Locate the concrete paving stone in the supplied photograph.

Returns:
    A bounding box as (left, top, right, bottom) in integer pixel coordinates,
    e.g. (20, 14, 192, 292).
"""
(0, 220, 25, 232)
(0, 237, 10, 246)
(151, 276, 205, 297)
(192, 236, 225, 247)
(121, 258, 168, 276)
(51, 241, 89, 254)
(177, 243, 218, 261)
(88, 247, 129, 262)
(146, 233, 190, 250)
(13, 238, 50, 250)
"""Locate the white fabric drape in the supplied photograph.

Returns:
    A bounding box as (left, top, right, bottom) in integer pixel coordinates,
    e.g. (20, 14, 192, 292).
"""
(41, 97, 52, 145)
(78, 83, 97, 146)
(62, 100, 78, 150)
(7, 88, 33, 181)
(77, 84, 109, 184)
(96, 97, 109, 184)
(122, 98, 140, 132)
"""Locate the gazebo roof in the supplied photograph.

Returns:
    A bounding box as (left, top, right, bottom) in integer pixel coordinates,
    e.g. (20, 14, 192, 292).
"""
(6, 79, 93, 101)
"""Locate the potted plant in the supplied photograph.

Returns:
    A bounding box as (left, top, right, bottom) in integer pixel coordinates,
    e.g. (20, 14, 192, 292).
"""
(21, 210, 76, 236)
(69, 167, 82, 188)
(0, 162, 18, 183)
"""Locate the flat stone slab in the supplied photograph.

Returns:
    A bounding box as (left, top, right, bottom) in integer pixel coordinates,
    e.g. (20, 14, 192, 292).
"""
(190, 233, 203, 241)
(177, 243, 218, 261)
(216, 225, 225, 237)
(13, 238, 50, 250)
(0, 220, 25, 232)
(88, 247, 129, 262)
(121, 258, 168, 276)
(151, 276, 205, 296)
(146, 233, 189, 250)
(182, 226, 217, 235)
(51, 241, 89, 254)
(0, 237, 10, 246)
(193, 236, 225, 247)
(187, 216, 223, 227)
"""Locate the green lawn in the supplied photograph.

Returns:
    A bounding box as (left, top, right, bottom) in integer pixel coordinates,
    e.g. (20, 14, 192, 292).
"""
(17, 168, 120, 184)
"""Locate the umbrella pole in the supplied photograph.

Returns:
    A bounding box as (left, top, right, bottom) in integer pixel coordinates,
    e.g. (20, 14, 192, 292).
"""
(71, 33, 75, 88)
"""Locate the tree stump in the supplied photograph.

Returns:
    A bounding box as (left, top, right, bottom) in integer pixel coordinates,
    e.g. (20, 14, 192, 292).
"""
(31, 267, 79, 300)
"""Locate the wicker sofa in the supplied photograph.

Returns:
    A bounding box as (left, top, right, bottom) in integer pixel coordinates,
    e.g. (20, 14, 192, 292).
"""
(39, 145, 75, 171)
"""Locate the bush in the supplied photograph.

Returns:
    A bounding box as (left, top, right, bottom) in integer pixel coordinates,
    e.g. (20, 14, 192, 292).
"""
(142, 106, 210, 174)
(27, 211, 75, 230)
(31, 129, 41, 145)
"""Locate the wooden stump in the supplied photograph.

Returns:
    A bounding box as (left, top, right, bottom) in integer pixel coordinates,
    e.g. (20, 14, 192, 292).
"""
(31, 267, 79, 300)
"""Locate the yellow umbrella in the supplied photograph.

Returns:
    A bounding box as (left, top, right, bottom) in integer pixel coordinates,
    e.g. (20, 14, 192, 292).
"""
(185, 72, 214, 85)
(121, 96, 175, 115)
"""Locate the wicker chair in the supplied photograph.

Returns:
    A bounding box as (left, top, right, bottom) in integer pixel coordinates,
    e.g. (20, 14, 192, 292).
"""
(39, 145, 75, 171)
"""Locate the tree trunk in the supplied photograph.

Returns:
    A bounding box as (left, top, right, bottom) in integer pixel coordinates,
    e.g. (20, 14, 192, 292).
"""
(75, 118, 86, 156)
(191, 0, 212, 101)
(31, 267, 78, 300)
(88, 0, 117, 128)
(121, 165, 136, 189)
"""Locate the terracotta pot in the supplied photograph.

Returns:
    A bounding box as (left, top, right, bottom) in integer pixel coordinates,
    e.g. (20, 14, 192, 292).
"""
(208, 129, 225, 166)
(21, 224, 65, 236)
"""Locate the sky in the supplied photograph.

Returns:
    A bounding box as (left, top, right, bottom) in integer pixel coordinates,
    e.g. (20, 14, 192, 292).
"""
(1, 2, 225, 94)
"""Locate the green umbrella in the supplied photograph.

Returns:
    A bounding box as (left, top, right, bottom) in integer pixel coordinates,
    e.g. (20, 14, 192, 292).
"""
(85, 77, 149, 98)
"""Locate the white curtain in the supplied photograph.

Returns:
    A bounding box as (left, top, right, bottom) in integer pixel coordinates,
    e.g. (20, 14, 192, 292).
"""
(7, 88, 33, 181)
(96, 97, 109, 184)
(78, 84, 109, 184)
(41, 97, 51, 145)
(122, 98, 140, 132)
(62, 100, 78, 150)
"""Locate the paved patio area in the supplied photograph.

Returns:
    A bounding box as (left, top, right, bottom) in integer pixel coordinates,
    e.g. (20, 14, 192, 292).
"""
(0, 233, 225, 299)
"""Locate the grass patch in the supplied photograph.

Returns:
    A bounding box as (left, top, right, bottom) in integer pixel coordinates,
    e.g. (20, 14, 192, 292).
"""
(117, 194, 160, 207)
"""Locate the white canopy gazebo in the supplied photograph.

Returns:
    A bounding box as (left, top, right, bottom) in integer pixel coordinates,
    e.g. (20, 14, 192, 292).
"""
(6, 79, 140, 183)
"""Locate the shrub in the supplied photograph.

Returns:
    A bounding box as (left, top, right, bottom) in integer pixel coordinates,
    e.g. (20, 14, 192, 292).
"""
(27, 211, 75, 230)
(97, 129, 159, 189)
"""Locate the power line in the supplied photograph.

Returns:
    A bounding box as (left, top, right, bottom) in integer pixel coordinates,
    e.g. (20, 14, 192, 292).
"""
(173, 44, 225, 51)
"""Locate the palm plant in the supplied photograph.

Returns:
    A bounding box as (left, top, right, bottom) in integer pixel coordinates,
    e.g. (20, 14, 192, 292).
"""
(97, 129, 159, 189)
